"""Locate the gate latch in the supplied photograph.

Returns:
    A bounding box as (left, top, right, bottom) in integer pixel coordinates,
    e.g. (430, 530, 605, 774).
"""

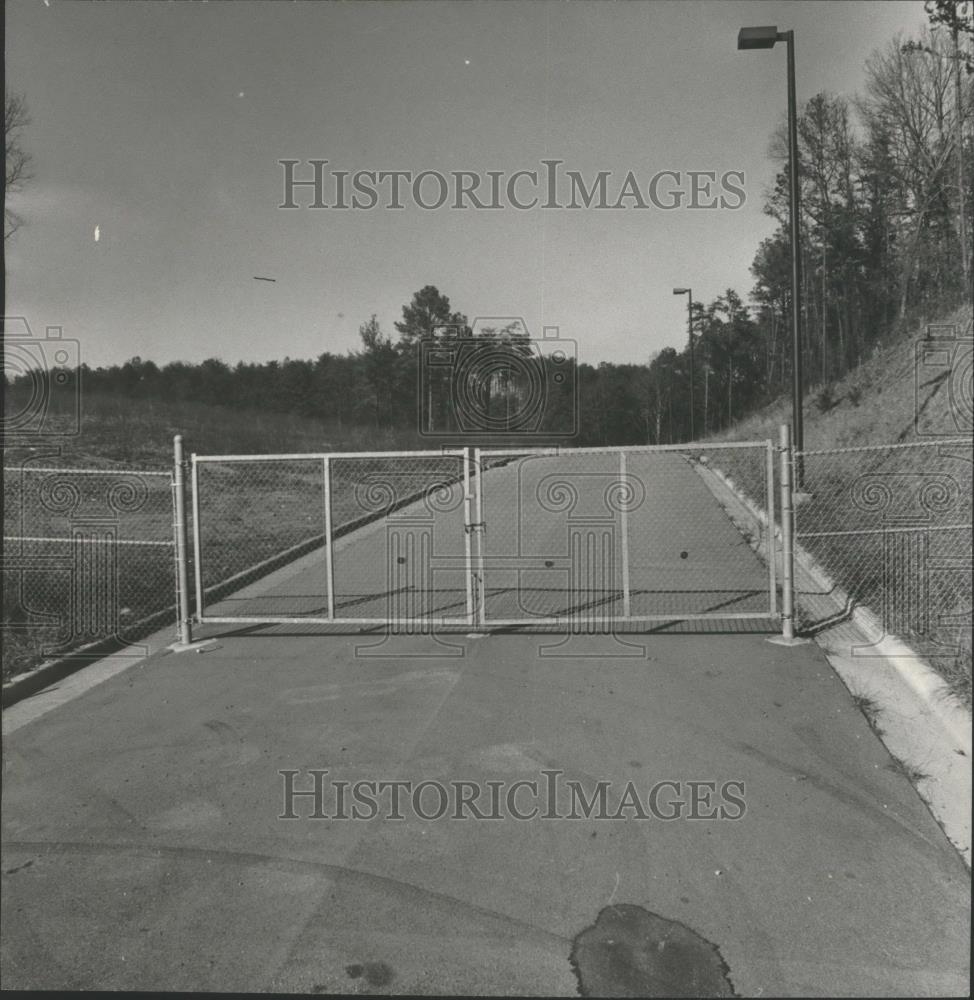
(465, 521, 486, 534)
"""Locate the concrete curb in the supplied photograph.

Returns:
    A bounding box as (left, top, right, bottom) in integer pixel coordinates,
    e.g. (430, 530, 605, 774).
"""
(786, 503, 971, 757)
(2, 619, 175, 710)
(2, 619, 182, 734)
(698, 458, 970, 744)
(695, 455, 972, 866)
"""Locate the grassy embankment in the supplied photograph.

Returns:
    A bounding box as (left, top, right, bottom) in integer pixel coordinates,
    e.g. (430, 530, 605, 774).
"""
(3, 392, 436, 680)
(709, 305, 973, 706)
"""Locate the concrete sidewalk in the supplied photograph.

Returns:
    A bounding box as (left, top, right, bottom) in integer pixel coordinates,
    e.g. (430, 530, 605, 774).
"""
(2, 627, 969, 995)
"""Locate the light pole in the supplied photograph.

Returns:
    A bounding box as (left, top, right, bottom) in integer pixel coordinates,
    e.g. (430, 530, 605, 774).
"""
(673, 287, 695, 440)
(738, 25, 804, 482)
(703, 362, 711, 436)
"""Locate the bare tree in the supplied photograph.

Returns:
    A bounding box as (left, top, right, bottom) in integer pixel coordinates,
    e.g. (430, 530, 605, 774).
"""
(5, 92, 33, 240)
(909, 0, 974, 296)
(857, 30, 962, 315)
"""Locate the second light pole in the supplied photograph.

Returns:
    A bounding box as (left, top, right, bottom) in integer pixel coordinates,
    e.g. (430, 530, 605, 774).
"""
(673, 286, 696, 441)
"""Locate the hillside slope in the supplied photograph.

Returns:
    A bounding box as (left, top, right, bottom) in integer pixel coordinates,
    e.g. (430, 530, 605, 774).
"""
(714, 305, 973, 449)
(714, 305, 972, 706)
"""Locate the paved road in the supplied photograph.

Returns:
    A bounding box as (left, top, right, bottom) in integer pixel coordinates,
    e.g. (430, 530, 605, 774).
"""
(2, 453, 969, 995)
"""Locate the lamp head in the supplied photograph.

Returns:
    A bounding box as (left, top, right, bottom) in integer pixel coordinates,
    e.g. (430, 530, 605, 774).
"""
(737, 26, 779, 50)
(672, 287, 690, 295)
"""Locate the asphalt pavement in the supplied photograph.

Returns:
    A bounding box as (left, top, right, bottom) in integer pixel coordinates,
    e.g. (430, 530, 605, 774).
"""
(2, 451, 969, 995)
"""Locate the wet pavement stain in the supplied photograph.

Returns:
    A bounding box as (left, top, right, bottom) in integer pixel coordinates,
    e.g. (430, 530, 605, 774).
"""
(570, 903, 735, 998)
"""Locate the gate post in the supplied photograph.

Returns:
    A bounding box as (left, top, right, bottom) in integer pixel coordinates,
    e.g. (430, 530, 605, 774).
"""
(778, 423, 796, 641)
(172, 435, 193, 646)
(472, 447, 486, 628)
(323, 456, 335, 620)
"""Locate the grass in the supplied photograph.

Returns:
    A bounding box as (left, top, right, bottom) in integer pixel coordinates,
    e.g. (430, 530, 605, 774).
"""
(3, 392, 447, 682)
(850, 692, 885, 738)
(191, 454, 465, 594)
(706, 305, 973, 709)
(849, 690, 935, 794)
(4, 390, 428, 469)
(885, 754, 931, 784)
(714, 305, 973, 450)
(3, 455, 179, 681)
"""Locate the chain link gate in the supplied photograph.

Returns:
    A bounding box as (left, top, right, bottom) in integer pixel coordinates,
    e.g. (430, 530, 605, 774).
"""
(186, 440, 784, 634)
(472, 441, 779, 628)
(190, 449, 471, 627)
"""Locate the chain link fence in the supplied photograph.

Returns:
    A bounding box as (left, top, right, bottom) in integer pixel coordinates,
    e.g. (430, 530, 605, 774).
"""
(190, 456, 327, 620)
(7, 433, 969, 680)
(2, 465, 177, 679)
(192, 451, 469, 623)
(793, 439, 973, 660)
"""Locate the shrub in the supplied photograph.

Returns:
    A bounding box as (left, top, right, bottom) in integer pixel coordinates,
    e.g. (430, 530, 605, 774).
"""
(815, 385, 836, 413)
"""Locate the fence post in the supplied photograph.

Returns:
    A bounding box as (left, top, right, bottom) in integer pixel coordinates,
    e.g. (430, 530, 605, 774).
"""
(778, 423, 796, 641)
(472, 447, 486, 627)
(322, 455, 335, 620)
(463, 447, 475, 626)
(172, 435, 193, 646)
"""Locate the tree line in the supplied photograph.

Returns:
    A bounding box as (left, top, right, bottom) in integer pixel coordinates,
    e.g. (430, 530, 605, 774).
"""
(751, 10, 972, 396)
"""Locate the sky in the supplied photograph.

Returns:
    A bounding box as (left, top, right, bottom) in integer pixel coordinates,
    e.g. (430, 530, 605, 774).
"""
(5, 0, 930, 370)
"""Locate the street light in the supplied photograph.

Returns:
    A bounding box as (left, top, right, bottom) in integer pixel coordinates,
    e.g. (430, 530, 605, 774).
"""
(738, 25, 804, 481)
(672, 287, 695, 441)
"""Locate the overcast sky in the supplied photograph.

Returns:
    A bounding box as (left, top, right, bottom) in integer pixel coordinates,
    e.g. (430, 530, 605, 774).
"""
(5, 0, 928, 369)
